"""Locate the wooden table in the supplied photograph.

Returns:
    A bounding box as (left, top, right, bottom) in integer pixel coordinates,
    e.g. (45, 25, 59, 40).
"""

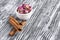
(0, 0, 60, 40)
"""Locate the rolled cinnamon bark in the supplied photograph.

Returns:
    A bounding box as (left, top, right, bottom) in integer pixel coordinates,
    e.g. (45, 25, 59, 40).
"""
(9, 18, 25, 31)
(9, 19, 19, 32)
(9, 16, 26, 29)
(17, 25, 22, 29)
(21, 20, 26, 26)
(9, 28, 22, 36)
(9, 16, 27, 36)
(18, 21, 26, 29)
(9, 28, 16, 36)
(9, 16, 19, 25)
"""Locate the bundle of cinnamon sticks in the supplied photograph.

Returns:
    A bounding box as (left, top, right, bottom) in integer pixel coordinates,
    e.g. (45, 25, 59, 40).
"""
(9, 16, 26, 36)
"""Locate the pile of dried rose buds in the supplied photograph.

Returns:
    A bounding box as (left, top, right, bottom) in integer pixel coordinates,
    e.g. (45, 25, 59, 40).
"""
(17, 4, 32, 14)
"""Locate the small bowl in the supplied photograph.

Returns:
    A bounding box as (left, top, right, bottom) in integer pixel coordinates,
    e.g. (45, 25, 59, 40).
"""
(15, 7, 33, 20)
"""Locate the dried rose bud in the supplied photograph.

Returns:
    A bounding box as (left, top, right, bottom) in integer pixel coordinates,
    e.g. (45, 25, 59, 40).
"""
(29, 6, 31, 8)
(24, 10, 29, 13)
(22, 4, 30, 9)
(18, 6, 24, 10)
(25, 5, 30, 9)
(17, 4, 32, 14)
(28, 8, 32, 13)
(17, 6, 24, 14)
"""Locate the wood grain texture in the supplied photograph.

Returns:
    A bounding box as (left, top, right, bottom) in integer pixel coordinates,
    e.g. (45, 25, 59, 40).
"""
(0, 0, 60, 40)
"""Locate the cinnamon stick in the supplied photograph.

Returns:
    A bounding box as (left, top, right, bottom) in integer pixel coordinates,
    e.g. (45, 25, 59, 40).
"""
(9, 19, 19, 32)
(9, 16, 19, 25)
(9, 28, 16, 36)
(9, 16, 26, 36)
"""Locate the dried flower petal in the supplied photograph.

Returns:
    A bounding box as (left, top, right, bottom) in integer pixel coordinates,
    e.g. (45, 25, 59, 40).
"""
(17, 4, 32, 14)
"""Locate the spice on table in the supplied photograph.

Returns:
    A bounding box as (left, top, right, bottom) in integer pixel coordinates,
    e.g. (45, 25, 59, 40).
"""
(9, 16, 19, 25)
(9, 28, 16, 36)
(9, 16, 26, 36)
